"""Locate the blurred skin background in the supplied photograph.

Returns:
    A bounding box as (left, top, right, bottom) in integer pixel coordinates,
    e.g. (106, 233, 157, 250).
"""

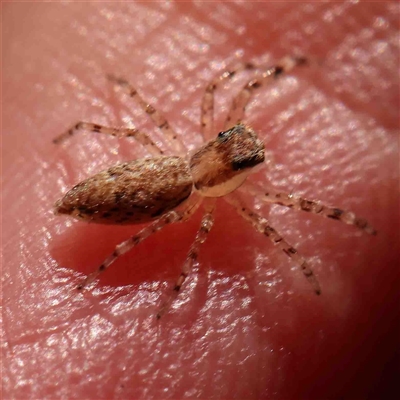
(3, 2, 399, 399)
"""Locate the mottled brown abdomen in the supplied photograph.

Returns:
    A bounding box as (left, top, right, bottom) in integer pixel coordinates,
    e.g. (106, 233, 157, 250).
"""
(55, 156, 193, 224)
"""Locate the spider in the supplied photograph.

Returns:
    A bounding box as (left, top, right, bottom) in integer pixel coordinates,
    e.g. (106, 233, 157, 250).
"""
(54, 56, 376, 318)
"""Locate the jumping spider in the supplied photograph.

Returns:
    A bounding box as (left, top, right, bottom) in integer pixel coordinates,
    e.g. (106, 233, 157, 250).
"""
(54, 56, 376, 318)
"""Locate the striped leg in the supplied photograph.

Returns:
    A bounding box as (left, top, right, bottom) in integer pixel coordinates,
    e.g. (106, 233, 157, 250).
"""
(107, 74, 186, 154)
(226, 194, 321, 295)
(53, 121, 163, 156)
(241, 182, 377, 235)
(224, 56, 308, 129)
(157, 199, 216, 319)
(201, 61, 257, 141)
(76, 196, 202, 291)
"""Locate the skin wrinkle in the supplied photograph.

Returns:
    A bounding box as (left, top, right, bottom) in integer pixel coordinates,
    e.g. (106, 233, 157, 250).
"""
(2, 2, 399, 400)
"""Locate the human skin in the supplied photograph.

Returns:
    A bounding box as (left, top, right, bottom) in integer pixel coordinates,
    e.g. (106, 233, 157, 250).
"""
(2, 2, 399, 399)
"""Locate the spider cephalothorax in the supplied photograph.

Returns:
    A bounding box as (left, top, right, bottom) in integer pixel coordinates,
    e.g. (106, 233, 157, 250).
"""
(190, 124, 265, 197)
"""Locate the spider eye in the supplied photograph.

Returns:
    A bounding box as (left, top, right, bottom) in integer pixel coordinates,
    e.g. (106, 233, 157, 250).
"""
(217, 129, 232, 141)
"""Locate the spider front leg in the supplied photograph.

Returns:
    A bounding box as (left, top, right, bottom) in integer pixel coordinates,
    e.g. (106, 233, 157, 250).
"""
(224, 55, 308, 129)
(77, 196, 203, 291)
(241, 182, 377, 235)
(226, 194, 322, 295)
(107, 74, 186, 154)
(201, 60, 257, 141)
(157, 199, 216, 319)
(53, 121, 163, 156)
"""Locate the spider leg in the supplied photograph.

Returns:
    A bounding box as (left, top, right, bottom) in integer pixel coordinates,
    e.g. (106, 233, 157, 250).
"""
(157, 198, 216, 319)
(107, 74, 186, 154)
(76, 195, 203, 291)
(226, 194, 322, 295)
(201, 61, 257, 141)
(224, 55, 309, 129)
(240, 182, 377, 235)
(53, 121, 163, 156)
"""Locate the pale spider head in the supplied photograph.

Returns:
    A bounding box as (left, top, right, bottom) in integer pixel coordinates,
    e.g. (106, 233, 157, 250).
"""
(190, 124, 265, 197)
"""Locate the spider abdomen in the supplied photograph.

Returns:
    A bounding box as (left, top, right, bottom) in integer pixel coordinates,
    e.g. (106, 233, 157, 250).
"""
(55, 156, 193, 224)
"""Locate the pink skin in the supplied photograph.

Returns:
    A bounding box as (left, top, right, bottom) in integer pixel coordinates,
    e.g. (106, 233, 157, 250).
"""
(3, 2, 399, 399)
